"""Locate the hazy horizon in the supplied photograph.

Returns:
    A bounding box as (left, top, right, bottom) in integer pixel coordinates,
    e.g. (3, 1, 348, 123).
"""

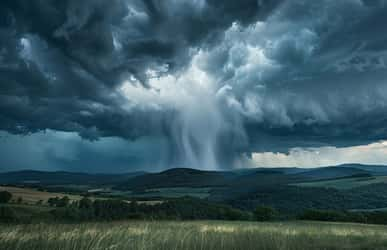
(1, 159, 387, 175)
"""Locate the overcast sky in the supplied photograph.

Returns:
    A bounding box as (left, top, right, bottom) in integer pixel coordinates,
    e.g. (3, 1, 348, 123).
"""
(1, 0, 387, 172)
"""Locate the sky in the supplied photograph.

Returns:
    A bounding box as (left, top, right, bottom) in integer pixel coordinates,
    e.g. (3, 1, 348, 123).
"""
(1, 0, 387, 173)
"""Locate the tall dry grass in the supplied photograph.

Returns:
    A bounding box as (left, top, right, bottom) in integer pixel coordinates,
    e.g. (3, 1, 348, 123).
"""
(1, 220, 387, 250)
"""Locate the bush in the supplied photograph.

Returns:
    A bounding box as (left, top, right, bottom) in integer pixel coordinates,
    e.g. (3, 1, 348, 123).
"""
(0, 206, 17, 222)
(57, 196, 70, 207)
(299, 209, 346, 221)
(0, 191, 12, 204)
(254, 206, 278, 221)
(299, 209, 366, 223)
(48, 197, 60, 207)
(362, 211, 387, 225)
(16, 197, 23, 204)
(48, 196, 70, 207)
(51, 207, 82, 221)
(79, 197, 93, 209)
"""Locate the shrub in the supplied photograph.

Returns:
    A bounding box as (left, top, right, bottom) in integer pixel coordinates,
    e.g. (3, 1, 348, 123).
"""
(298, 209, 367, 223)
(79, 197, 93, 209)
(0, 191, 12, 204)
(48, 196, 70, 207)
(0, 206, 17, 222)
(299, 209, 348, 222)
(254, 206, 278, 221)
(363, 211, 387, 225)
(57, 196, 70, 207)
(16, 197, 23, 204)
(48, 197, 60, 207)
(51, 207, 81, 221)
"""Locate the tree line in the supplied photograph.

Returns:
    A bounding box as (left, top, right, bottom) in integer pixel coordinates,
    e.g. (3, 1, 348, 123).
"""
(2, 190, 387, 225)
(50, 197, 254, 221)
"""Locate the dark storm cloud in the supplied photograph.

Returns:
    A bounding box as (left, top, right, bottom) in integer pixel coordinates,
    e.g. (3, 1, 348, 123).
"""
(1, 0, 279, 86)
(1, 0, 387, 170)
(0, 0, 279, 138)
(200, 0, 387, 154)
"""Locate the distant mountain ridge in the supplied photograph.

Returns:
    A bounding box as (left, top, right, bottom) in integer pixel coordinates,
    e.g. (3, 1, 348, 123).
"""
(1, 164, 387, 187)
(0, 170, 145, 186)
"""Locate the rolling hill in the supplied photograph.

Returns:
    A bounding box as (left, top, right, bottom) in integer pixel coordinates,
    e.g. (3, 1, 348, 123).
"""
(339, 164, 387, 175)
(0, 170, 145, 186)
(2, 164, 387, 213)
(115, 165, 380, 192)
(291, 166, 370, 180)
(115, 168, 237, 190)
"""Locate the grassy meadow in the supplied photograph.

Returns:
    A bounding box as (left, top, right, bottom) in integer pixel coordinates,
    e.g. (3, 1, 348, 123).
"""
(1, 220, 387, 250)
(133, 187, 212, 199)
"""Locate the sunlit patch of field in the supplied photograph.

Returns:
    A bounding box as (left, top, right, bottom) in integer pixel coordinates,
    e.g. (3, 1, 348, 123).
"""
(0, 186, 82, 204)
(1, 220, 387, 250)
(0, 186, 161, 210)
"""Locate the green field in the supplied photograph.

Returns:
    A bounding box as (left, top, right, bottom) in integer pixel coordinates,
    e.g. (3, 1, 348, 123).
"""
(291, 176, 387, 190)
(1, 220, 387, 250)
(0, 186, 83, 204)
(107, 187, 212, 199)
(138, 187, 212, 199)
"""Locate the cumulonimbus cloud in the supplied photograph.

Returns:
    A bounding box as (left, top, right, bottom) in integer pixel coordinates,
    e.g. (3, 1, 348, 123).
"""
(1, 0, 387, 169)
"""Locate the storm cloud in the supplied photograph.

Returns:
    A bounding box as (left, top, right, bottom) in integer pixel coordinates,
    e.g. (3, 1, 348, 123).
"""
(1, 0, 387, 171)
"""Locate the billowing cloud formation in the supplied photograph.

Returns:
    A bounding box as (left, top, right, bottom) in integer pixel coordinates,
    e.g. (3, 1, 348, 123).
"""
(252, 141, 387, 168)
(1, 0, 387, 170)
